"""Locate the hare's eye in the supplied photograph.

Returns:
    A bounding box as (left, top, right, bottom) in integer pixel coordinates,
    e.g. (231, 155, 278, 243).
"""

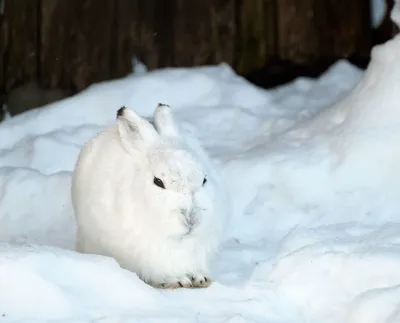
(153, 177, 165, 189)
(202, 177, 207, 186)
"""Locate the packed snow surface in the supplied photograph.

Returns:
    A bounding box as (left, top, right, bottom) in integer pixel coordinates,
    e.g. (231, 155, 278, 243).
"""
(3, 23, 400, 323)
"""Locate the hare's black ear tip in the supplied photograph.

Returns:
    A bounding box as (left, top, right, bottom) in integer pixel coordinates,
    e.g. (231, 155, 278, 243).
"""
(157, 103, 170, 108)
(117, 106, 126, 118)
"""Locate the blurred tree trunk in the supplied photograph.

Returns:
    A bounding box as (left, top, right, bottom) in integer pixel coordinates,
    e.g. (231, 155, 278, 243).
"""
(173, 0, 236, 68)
(40, 0, 117, 92)
(0, 0, 374, 111)
(276, 0, 371, 64)
(0, 2, 5, 97)
(1, 0, 39, 92)
(235, 0, 276, 74)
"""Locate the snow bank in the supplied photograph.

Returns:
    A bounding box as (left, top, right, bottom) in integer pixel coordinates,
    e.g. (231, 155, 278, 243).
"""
(2, 11, 400, 322)
(391, 0, 400, 27)
(371, 0, 387, 28)
(0, 244, 172, 321)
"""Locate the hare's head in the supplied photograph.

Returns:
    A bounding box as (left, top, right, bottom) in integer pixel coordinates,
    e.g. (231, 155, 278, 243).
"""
(116, 104, 210, 233)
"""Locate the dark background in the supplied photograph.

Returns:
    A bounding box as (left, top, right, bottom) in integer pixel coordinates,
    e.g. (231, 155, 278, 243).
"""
(0, 0, 397, 117)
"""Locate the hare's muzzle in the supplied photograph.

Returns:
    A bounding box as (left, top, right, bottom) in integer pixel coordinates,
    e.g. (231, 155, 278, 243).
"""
(180, 208, 197, 229)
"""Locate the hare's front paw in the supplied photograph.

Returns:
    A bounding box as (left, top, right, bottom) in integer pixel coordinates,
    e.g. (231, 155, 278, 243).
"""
(190, 273, 212, 288)
(152, 275, 193, 289)
(151, 273, 212, 289)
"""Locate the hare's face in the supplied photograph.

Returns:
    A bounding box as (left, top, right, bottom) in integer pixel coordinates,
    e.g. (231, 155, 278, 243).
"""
(147, 142, 207, 195)
(115, 104, 212, 236)
(141, 141, 210, 235)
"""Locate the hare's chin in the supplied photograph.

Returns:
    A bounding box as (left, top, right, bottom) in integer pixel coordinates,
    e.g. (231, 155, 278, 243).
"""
(180, 223, 194, 236)
(181, 221, 197, 237)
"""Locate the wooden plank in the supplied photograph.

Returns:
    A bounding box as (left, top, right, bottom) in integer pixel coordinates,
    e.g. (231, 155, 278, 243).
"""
(172, 0, 212, 67)
(276, 0, 320, 64)
(68, 0, 116, 92)
(94, 0, 236, 74)
(135, 0, 166, 70)
(39, 0, 71, 89)
(113, 0, 169, 73)
(112, 0, 141, 76)
(235, 0, 277, 74)
(210, 0, 236, 68)
(0, 0, 6, 96)
(41, 0, 116, 92)
(38, 0, 175, 90)
(40, 0, 141, 90)
(1, 0, 375, 101)
(276, 0, 372, 64)
(152, 0, 175, 68)
(2, 0, 39, 92)
(318, 0, 371, 59)
(172, 0, 236, 68)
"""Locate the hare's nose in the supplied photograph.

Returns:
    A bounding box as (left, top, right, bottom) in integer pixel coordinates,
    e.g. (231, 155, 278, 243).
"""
(180, 208, 196, 227)
(179, 206, 193, 217)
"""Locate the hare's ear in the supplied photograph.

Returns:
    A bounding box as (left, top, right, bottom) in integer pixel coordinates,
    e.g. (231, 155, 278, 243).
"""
(116, 106, 158, 154)
(153, 103, 181, 138)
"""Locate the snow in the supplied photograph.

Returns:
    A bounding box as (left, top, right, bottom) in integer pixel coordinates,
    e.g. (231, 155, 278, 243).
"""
(371, 0, 387, 28)
(392, 0, 400, 27)
(2, 13, 400, 323)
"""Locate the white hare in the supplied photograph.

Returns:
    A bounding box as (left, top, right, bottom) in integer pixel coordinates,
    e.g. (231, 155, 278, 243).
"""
(71, 104, 229, 289)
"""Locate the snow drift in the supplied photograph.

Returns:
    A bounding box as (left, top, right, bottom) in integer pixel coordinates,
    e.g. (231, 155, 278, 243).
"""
(1, 3, 400, 322)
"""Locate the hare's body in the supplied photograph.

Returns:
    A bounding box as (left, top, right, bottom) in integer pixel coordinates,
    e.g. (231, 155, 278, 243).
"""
(71, 104, 228, 288)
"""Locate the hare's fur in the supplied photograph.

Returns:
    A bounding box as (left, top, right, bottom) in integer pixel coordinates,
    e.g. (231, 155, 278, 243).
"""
(71, 104, 229, 288)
